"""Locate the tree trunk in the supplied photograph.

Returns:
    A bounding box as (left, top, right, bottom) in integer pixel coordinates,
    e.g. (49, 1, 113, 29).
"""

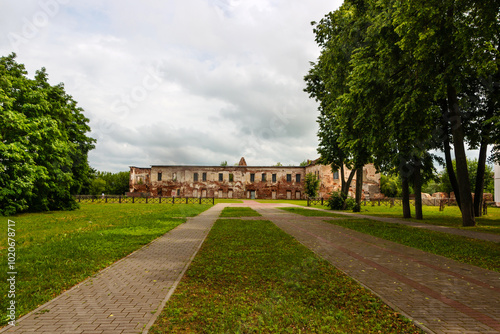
(441, 106, 461, 209)
(413, 160, 423, 220)
(399, 164, 411, 218)
(447, 85, 475, 226)
(354, 166, 363, 212)
(474, 140, 488, 217)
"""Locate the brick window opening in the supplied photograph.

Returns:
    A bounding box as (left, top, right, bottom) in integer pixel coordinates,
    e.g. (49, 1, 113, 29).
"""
(333, 170, 339, 179)
(286, 174, 292, 182)
(158, 172, 162, 181)
(229, 173, 234, 182)
(219, 173, 223, 182)
(250, 173, 255, 182)
(262, 173, 266, 182)
(272, 174, 277, 183)
(194, 173, 199, 182)
(296, 174, 301, 183)
(202, 172, 207, 181)
(177, 189, 180, 196)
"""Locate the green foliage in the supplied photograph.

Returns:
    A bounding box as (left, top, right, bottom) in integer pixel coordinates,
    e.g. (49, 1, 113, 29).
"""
(440, 159, 494, 195)
(304, 173, 320, 198)
(327, 191, 361, 211)
(380, 175, 401, 198)
(0, 53, 95, 215)
(299, 159, 310, 166)
(274, 162, 283, 166)
(220, 161, 228, 166)
(87, 171, 130, 195)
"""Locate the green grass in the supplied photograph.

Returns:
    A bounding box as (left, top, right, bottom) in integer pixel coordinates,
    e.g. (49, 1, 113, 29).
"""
(219, 207, 262, 217)
(150, 219, 423, 333)
(279, 207, 347, 217)
(0, 203, 211, 326)
(327, 218, 500, 272)
(354, 204, 500, 234)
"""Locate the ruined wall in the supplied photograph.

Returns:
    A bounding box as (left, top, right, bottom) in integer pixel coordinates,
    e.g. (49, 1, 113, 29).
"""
(305, 163, 381, 199)
(146, 166, 305, 199)
(129, 167, 151, 195)
(128, 162, 381, 200)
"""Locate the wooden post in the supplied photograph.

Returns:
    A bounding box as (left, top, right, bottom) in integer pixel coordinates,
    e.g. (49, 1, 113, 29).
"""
(132, 196, 134, 204)
(321, 198, 324, 206)
(199, 197, 201, 204)
(146, 197, 148, 204)
(186, 197, 188, 204)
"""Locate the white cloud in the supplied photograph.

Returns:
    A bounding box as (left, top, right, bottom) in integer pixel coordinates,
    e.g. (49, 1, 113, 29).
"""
(1, 0, 341, 172)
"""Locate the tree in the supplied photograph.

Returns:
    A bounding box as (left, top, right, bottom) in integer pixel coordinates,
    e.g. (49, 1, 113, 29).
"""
(300, 160, 310, 166)
(220, 161, 228, 166)
(392, 0, 500, 225)
(0, 53, 95, 215)
(86, 171, 130, 195)
(307, 0, 499, 225)
(274, 162, 283, 166)
(304, 173, 320, 200)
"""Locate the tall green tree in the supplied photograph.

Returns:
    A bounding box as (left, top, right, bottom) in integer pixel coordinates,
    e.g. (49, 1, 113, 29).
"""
(304, 173, 320, 200)
(0, 53, 95, 215)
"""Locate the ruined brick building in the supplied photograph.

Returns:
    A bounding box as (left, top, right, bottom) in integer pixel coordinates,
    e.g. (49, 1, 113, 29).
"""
(128, 157, 381, 200)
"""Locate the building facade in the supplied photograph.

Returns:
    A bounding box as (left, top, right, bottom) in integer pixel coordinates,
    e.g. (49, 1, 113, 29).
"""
(128, 157, 381, 200)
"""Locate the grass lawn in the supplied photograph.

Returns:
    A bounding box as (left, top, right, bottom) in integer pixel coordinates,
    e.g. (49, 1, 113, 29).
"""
(219, 207, 262, 217)
(0, 203, 211, 326)
(150, 219, 423, 333)
(326, 218, 500, 273)
(279, 207, 347, 218)
(354, 204, 500, 234)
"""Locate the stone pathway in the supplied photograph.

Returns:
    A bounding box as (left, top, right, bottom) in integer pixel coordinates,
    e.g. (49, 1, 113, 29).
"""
(253, 205, 500, 334)
(1, 204, 226, 334)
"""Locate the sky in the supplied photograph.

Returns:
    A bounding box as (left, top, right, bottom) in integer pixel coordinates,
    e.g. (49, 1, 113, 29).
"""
(1, 0, 489, 174)
(1, 0, 345, 172)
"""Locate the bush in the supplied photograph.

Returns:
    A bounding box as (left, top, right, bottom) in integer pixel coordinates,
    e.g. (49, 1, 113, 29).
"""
(327, 191, 346, 210)
(344, 197, 356, 210)
(327, 191, 358, 211)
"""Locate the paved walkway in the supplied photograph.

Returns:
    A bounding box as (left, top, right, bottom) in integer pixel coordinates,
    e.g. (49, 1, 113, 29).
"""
(252, 205, 500, 334)
(1, 204, 226, 334)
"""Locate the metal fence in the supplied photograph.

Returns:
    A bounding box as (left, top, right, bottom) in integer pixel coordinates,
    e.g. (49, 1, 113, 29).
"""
(74, 195, 215, 205)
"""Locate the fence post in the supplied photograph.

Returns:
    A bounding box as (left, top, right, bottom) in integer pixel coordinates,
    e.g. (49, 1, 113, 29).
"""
(307, 198, 310, 207)
(132, 197, 134, 204)
(321, 197, 324, 206)
(199, 197, 201, 204)
(186, 197, 188, 204)
(159, 197, 161, 204)
(213, 197, 215, 205)
(378, 199, 380, 206)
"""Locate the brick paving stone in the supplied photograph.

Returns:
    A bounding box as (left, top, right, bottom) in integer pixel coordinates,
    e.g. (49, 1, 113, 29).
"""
(1, 204, 225, 334)
(254, 206, 500, 334)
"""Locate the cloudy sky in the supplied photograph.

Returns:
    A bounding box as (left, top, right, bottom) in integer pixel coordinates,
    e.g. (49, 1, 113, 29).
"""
(1, 0, 345, 172)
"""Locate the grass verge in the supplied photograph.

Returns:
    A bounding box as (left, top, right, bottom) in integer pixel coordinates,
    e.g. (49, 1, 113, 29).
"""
(327, 218, 500, 272)
(0, 203, 211, 326)
(355, 205, 500, 234)
(219, 207, 262, 217)
(279, 207, 346, 217)
(150, 219, 423, 333)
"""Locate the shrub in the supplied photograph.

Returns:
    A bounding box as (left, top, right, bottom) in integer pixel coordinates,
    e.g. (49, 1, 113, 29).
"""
(327, 191, 347, 210)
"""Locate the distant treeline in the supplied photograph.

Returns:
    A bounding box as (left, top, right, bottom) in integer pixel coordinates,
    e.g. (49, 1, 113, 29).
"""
(84, 171, 130, 196)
